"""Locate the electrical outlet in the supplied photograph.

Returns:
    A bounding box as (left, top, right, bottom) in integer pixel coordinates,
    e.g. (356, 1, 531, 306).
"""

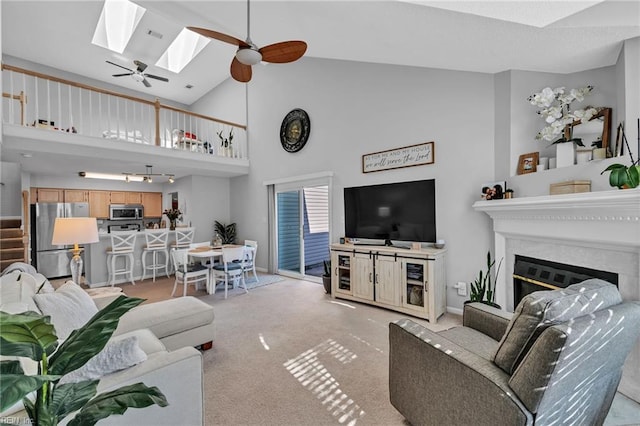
(456, 282, 467, 297)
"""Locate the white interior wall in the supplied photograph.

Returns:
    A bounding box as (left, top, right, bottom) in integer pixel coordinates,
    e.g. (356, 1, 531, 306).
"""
(189, 175, 231, 243)
(196, 57, 496, 311)
(621, 37, 639, 160)
(0, 161, 21, 216)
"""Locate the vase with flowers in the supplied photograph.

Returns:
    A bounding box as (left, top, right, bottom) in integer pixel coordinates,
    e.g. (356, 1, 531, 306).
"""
(163, 208, 182, 230)
(528, 85, 599, 167)
(217, 128, 234, 157)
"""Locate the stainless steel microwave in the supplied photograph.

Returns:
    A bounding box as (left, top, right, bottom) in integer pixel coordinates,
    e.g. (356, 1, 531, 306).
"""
(109, 204, 144, 221)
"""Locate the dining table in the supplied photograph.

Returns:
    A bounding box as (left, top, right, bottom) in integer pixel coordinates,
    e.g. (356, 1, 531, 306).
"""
(187, 245, 254, 294)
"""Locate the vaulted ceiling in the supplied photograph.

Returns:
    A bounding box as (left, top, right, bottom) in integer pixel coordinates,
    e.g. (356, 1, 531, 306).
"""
(2, 1, 639, 106)
(1, 1, 638, 180)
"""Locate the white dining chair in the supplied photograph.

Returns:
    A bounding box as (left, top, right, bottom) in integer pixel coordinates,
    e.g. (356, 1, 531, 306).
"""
(190, 241, 215, 268)
(170, 248, 209, 297)
(243, 240, 258, 283)
(212, 246, 248, 299)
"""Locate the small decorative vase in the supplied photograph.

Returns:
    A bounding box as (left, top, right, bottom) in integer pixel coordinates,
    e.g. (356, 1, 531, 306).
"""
(556, 142, 576, 167)
(170, 220, 176, 230)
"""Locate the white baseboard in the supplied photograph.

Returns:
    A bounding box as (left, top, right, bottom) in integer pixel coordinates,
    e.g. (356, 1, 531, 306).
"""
(447, 306, 463, 316)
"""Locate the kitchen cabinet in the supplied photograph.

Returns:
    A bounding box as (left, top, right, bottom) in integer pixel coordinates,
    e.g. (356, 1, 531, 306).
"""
(64, 189, 88, 203)
(142, 192, 162, 217)
(88, 191, 110, 218)
(330, 244, 447, 323)
(34, 188, 63, 203)
(125, 192, 142, 204)
(110, 191, 126, 204)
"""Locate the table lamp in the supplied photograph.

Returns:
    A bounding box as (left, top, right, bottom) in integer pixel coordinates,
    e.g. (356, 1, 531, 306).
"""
(51, 217, 99, 285)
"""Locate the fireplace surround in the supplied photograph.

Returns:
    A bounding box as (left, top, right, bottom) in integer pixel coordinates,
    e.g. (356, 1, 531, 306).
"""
(474, 189, 640, 402)
(513, 255, 618, 307)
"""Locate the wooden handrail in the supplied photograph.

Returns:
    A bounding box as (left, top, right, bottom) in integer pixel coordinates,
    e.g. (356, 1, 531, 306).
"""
(3, 90, 26, 125)
(2, 63, 246, 130)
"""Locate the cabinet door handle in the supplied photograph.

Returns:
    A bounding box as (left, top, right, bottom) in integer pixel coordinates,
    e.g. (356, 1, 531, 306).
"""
(369, 272, 372, 283)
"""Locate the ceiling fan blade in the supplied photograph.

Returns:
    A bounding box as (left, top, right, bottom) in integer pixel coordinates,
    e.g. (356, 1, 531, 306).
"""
(134, 60, 148, 73)
(230, 57, 252, 83)
(145, 74, 169, 82)
(106, 60, 133, 72)
(142, 78, 152, 88)
(187, 27, 250, 48)
(260, 41, 307, 64)
(112, 73, 134, 77)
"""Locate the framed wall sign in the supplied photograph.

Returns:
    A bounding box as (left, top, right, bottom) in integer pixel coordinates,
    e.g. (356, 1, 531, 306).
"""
(362, 141, 434, 173)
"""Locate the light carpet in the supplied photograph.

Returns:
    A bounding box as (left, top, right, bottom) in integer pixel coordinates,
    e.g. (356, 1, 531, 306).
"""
(100, 275, 638, 425)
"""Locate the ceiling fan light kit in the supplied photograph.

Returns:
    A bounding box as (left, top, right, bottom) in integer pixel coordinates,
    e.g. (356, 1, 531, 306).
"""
(236, 48, 262, 66)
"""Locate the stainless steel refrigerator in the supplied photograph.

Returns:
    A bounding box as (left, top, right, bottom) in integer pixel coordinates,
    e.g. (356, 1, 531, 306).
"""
(31, 202, 90, 278)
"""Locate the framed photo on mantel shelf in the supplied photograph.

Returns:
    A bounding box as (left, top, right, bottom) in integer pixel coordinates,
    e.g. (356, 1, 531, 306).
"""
(517, 152, 539, 175)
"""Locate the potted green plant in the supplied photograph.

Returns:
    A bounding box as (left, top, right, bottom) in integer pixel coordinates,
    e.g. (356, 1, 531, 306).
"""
(601, 124, 639, 189)
(0, 295, 167, 425)
(322, 260, 332, 294)
(214, 221, 237, 244)
(467, 251, 503, 309)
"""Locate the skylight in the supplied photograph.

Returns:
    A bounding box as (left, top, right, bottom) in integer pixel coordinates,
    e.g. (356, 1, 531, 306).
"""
(92, 0, 146, 54)
(156, 28, 210, 73)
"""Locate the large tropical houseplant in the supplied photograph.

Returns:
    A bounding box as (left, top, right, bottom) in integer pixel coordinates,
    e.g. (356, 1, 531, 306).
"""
(0, 295, 167, 426)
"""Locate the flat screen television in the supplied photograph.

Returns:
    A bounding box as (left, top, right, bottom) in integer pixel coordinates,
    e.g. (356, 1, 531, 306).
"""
(344, 179, 436, 245)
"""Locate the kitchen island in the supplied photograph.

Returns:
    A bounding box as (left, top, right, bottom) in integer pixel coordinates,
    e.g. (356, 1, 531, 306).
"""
(85, 230, 186, 287)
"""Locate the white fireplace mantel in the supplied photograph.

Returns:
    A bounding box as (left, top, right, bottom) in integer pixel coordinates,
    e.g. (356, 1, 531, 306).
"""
(473, 189, 640, 249)
(473, 188, 640, 402)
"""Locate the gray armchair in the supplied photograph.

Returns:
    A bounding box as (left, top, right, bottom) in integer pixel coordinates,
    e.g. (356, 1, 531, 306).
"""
(389, 279, 640, 426)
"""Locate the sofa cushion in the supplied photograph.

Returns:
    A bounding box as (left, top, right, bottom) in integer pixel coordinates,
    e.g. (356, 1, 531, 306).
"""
(0, 271, 41, 313)
(439, 326, 500, 361)
(59, 335, 147, 384)
(493, 279, 621, 375)
(115, 296, 215, 340)
(33, 282, 98, 340)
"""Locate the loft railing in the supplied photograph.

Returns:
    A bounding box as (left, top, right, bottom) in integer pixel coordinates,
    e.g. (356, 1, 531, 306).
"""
(1, 64, 247, 160)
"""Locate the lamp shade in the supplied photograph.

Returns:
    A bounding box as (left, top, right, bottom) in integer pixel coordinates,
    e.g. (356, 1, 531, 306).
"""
(51, 217, 100, 245)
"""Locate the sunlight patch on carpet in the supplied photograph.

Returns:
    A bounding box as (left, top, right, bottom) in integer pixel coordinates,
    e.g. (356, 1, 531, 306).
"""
(349, 334, 384, 355)
(245, 274, 286, 289)
(284, 339, 365, 425)
(259, 333, 270, 350)
(329, 301, 356, 309)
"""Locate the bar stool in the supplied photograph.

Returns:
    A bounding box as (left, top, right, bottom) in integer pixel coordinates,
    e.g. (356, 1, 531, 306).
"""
(170, 227, 195, 250)
(106, 231, 137, 287)
(142, 228, 170, 282)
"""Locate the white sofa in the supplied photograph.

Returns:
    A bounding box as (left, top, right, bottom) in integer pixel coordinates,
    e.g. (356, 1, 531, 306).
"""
(0, 271, 213, 425)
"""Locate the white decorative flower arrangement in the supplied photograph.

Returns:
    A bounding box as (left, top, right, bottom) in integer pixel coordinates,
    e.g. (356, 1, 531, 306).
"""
(528, 85, 599, 145)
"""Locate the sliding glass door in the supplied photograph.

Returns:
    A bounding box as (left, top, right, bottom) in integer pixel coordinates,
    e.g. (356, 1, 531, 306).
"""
(277, 190, 302, 275)
(275, 184, 330, 281)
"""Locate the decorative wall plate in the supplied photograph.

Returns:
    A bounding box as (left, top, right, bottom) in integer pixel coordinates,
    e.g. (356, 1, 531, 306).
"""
(280, 108, 310, 153)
